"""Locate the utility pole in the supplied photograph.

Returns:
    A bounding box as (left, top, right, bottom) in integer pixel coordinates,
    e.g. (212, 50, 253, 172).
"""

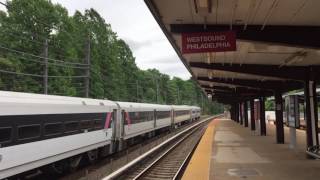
(164, 91, 167, 104)
(84, 34, 91, 98)
(136, 80, 139, 102)
(43, 39, 48, 94)
(201, 94, 204, 110)
(177, 87, 180, 104)
(156, 78, 159, 103)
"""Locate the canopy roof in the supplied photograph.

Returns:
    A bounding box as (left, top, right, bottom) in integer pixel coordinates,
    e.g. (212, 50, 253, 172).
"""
(145, 0, 320, 104)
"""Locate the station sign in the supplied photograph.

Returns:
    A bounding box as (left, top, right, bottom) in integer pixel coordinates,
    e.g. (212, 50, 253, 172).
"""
(181, 31, 236, 54)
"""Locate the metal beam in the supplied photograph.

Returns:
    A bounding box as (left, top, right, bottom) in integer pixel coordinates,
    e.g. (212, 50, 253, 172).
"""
(275, 91, 284, 144)
(170, 24, 320, 49)
(244, 101, 249, 127)
(211, 94, 265, 104)
(208, 91, 260, 97)
(198, 76, 303, 91)
(260, 97, 267, 136)
(250, 99, 256, 131)
(190, 62, 307, 81)
(239, 103, 243, 125)
(202, 85, 272, 94)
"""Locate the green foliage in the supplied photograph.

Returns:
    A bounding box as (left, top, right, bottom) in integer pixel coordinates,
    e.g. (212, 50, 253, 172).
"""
(0, 0, 223, 115)
(265, 99, 274, 111)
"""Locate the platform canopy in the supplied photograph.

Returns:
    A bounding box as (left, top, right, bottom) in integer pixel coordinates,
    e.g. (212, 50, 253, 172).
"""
(145, 0, 320, 104)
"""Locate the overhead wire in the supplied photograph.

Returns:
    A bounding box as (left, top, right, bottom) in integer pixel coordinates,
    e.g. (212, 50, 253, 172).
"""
(0, 69, 88, 79)
(0, 1, 86, 60)
(0, 29, 88, 64)
(0, 1, 90, 92)
(0, 69, 43, 77)
(1, 53, 88, 69)
(0, 30, 44, 45)
(0, 44, 88, 67)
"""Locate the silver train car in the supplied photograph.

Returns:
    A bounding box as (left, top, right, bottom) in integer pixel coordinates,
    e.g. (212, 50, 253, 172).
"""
(0, 91, 201, 179)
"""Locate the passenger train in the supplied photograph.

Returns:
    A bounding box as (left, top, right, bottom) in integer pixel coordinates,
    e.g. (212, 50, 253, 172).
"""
(0, 91, 201, 179)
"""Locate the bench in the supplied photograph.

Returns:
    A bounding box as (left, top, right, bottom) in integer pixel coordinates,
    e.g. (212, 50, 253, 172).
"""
(306, 145, 320, 159)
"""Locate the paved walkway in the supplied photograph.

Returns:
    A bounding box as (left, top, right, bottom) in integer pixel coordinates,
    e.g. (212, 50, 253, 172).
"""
(182, 118, 320, 180)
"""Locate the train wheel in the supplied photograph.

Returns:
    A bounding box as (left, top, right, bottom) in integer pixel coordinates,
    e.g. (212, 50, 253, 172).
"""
(42, 160, 68, 175)
(86, 149, 98, 164)
(68, 155, 82, 172)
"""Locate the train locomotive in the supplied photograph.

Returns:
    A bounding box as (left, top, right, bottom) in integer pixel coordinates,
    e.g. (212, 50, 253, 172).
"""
(0, 91, 201, 179)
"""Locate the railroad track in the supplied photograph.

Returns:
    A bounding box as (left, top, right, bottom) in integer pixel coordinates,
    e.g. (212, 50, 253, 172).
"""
(104, 118, 211, 180)
(127, 125, 205, 180)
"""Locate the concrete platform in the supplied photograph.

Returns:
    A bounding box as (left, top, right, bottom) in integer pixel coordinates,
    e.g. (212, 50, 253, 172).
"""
(182, 118, 320, 180)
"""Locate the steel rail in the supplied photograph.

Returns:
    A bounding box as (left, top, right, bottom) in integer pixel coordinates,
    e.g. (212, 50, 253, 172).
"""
(131, 124, 203, 180)
(102, 115, 221, 180)
(172, 127, 206, 180)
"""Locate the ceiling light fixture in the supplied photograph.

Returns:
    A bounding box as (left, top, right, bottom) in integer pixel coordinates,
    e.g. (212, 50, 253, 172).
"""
(279, 51, 307, 67)
(194, 0, 212, 15)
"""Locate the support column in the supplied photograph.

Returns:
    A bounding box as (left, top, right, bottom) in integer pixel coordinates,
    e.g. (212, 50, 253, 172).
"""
(244, 101, 249, 127)
(239, 103, 243, 125)
(304, 69, 319, 149)
(43, 39, 48, 94)
(84, 34, 91, 98)
(250, 99, 256, 131)
(235, 103, 239, 123)
(230, 104, 235, 121)
(275, 91, 284, 144)
(260, 97, 266, 136)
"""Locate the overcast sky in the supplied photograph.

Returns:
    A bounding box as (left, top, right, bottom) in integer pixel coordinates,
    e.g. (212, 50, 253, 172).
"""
(48, 0, 191, 80)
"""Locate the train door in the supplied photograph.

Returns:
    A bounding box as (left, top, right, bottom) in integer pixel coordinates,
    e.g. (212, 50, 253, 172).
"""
(153, 109, 157, 128)
(171, 109, 175, 128)
(121, 110, 125, 137)
(111, 109, 117, 139)
(110, 109, 118, 154)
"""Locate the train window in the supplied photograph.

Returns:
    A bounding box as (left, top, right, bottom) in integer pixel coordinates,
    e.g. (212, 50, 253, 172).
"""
(81, 120, 92, 130)
(125, 111, 156, 124)
(0, 127, 12, 143)
(175, 110, 189, 116)
(44, 123, 62, 136)
(18, 125, 41, 140)
(94, 119, 103, 129)
(65, 121, 79, 133)
(157, 111, 170, 119)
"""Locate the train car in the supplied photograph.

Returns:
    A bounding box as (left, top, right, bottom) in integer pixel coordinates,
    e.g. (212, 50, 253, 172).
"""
(0, 90, 202, 179)
(172, 105, 192, 126)
(115, 102, 172, 150)
(0, 91, 118, 179)
(116, 102, 172, 140)
(154, 104, 173, 129)
(191, 106, 201, 121)
(195, 106, 201, 119)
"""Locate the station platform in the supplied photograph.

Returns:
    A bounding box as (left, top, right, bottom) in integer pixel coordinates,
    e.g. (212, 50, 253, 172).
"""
(182, 118, 320, 180)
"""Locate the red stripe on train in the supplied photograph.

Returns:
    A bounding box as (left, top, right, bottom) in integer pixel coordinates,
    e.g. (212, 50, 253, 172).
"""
(104, 112, 112, 129)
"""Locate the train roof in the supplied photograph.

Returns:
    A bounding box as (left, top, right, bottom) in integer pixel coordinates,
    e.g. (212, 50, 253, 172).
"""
(116, 101, 171, 111)
(0, 90, 117, 107)
(171, 105, 192, 110)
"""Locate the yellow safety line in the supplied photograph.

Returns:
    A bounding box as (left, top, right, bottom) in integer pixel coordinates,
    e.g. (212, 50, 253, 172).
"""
(182, 120, 217, 180)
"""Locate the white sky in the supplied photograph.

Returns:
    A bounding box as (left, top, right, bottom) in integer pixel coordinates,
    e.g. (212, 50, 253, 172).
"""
(50, 0, 191, 80)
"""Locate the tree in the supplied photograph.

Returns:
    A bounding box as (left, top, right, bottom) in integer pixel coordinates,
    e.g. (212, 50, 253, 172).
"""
(0, 0, 224, 115)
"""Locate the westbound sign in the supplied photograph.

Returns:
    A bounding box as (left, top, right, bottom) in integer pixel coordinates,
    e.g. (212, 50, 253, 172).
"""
(181, 31, 236, 54)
